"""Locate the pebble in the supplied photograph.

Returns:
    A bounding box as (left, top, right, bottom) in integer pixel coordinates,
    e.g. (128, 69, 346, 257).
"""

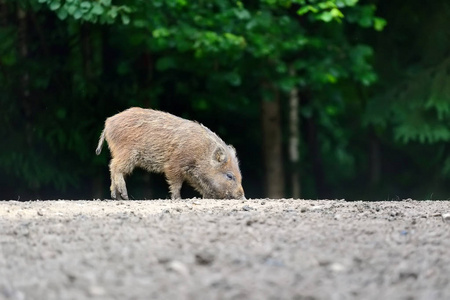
(195, 250, 215, 265)
(168, 260, 190, 277)
(246, 218, 259, 226)
(88, 285, 106, 296)
(310, 206, 323, 211)
(329, 263, 346, 272)
(242, 205, 253, 211)
(264, 258, 284, 267)
(442, 213, 450, 223)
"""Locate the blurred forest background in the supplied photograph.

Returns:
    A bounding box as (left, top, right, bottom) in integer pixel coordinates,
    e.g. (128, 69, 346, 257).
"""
(1, 0, 450, 200)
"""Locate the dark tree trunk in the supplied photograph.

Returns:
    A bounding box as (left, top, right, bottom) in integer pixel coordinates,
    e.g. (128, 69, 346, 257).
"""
(261, 85, 285, 198)
(17, 4, 39, 193)
(288, 68, 301, 198)
(17, 5, 31, 129)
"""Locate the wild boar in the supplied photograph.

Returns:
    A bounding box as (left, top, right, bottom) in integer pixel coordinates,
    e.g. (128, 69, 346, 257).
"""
(96, 107, 245, 200)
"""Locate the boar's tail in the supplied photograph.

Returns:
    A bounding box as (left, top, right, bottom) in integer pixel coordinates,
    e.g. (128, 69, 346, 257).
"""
(95, 129, 106, 155)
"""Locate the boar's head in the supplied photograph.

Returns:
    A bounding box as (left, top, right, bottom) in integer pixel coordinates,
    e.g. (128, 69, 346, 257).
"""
(196, 145, 245, 200)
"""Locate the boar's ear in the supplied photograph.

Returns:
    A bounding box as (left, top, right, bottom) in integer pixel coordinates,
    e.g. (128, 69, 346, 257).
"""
(228, 145, 236, 156)
(214, 147, 227, 163)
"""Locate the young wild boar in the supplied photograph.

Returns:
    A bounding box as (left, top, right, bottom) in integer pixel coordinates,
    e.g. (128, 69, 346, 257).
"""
(96, 107, 245, 200)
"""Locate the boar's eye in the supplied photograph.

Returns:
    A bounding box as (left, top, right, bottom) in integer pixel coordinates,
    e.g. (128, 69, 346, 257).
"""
(225, 172, 235, 181)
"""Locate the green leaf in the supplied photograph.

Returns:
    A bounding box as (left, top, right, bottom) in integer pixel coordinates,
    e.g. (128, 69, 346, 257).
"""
(234, 8, 251, 20)
(297, 5, 317, 15)
(373, 17, 387, 31)
(346, 0, 359, 5)
(66, 4, 77, 15)
(91, 3, 105, 15)
(121, 14, 130, 25)
(74, 9, 83, 19)
(80, 1, 92, 12)
(152, 28, 170, 38)
(108, 8, 118, 19)
(133, 19, 147, 28)
(50, 0, 61, 11)
(336, 0, 359, 7)
(358, 5, 376, 27)
(317, 11, 334, 22)
(318, 2, 336, 10)
(56, 7, 68, 20)
(120, 5, 133, 13)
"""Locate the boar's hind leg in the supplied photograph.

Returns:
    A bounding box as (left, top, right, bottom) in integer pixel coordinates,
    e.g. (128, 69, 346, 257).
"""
(109, 159, 131, 200)
(111, 173, 128, 200)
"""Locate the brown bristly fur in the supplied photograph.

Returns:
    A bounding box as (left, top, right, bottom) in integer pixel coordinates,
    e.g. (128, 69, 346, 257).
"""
(96, 107, 245, 200)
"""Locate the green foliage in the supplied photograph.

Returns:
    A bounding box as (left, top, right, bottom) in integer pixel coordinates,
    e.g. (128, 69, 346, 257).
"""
(37, 0, 132, 24)
(365, 1, 450, 144)
(0, 0, 383, 198)
(7, 0, 450, 200)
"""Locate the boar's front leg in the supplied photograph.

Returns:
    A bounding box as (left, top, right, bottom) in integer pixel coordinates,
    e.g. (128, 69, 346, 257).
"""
(164, 166, 183, 199)
(166, 177, 183, 200)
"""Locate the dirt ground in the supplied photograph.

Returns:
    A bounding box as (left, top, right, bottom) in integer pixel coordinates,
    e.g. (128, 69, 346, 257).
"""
(1, 199, 450, 300)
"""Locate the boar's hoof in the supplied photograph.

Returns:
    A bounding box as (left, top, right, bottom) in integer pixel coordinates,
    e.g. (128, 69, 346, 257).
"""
(111, 189, 129, 200)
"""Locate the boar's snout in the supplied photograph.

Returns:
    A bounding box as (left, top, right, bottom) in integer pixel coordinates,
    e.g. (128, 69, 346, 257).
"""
(225, 185, 245, 200)
(236, 186, 246, 200)
(213, 182, 245, 200)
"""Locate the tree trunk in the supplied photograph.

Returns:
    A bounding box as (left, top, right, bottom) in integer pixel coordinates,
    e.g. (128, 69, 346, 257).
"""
(261, 86, 285, 198)
(17, 4, 38, 192)
(288, 68, 301, 198)
(17, 6, 29, 98)
(17, 5, 31, 132)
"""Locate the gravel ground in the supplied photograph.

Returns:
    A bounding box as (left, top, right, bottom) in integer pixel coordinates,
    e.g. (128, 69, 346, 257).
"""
(1, 199, 450, 300)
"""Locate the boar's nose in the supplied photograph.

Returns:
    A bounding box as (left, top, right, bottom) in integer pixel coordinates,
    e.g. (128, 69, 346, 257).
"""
(238, 187, 246, 200)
